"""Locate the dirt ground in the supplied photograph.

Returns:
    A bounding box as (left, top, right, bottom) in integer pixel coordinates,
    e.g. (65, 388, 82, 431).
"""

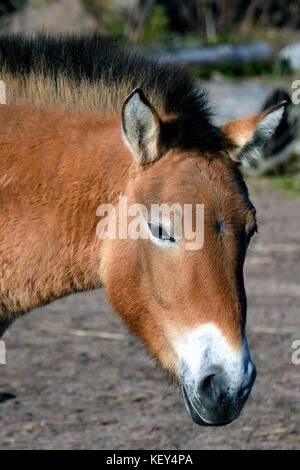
(0, 179, 299, 450)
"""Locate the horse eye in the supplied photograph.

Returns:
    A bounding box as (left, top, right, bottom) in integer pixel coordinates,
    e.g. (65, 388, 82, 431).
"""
(148, 223, 176, 243)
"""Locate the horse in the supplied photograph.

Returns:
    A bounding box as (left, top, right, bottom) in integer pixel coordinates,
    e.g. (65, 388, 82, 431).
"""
(0, 34, 286, 426)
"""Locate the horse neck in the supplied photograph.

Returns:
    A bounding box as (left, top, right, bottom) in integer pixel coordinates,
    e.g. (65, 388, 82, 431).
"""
(1, 107, 132, 314)
(53, 115, 132, 290)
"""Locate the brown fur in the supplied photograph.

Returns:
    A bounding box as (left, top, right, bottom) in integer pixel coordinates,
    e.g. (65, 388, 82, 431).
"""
(0, 102, 256, 377)
(0, 105, 128, 317)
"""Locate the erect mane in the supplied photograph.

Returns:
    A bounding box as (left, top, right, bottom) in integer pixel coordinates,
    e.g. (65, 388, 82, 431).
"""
(0, 33, 232, 154)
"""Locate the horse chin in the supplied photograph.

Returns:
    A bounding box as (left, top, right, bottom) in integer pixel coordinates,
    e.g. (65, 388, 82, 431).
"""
(181, 384, 232, 427)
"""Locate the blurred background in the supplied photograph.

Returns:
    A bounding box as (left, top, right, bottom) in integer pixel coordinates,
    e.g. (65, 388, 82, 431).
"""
(0, 0, 299, 450)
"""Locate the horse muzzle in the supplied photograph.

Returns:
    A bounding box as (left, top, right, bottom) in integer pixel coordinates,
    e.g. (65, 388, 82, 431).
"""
(180, 361, 256, 426)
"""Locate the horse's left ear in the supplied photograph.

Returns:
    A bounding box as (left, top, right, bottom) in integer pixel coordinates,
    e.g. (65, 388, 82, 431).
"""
(121, 88, 163, 166)
(222, 101, 287, 163)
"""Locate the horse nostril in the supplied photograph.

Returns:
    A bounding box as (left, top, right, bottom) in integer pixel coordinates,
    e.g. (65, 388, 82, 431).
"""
(202, 374, 215, 394)
(198, 373, 222, 403)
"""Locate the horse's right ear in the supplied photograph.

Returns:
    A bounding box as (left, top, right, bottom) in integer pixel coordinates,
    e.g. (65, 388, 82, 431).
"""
(121, 88, 163, 166)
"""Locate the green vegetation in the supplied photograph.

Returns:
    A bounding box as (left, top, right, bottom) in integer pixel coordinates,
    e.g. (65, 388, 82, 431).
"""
(101, 7, 125, 37)
(267, 175, 300, 197)
(31, 0, 55, 7)
(190, 60, 287, 80)
(137, 5, 171, 45)
(82, 0, 126, 38)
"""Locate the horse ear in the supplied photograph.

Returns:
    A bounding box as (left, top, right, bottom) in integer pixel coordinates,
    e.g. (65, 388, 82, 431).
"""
(122, 88, 163, 166)
(222, 101, 287, 163)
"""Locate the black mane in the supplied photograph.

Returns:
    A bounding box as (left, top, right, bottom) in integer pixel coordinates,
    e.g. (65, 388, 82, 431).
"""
(0, 34, 232, 154)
